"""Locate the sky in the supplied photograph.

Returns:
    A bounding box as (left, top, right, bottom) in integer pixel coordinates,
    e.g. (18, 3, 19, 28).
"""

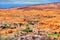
(0, 0, 60, 8)
(0, 0, 60, 4)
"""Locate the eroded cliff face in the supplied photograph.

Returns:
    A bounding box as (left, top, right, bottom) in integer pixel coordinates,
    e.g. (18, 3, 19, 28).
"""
(0, 2, 60, 40)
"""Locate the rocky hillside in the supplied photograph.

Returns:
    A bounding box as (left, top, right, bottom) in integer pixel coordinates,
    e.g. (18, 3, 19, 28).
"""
(0, 2, 60, 40)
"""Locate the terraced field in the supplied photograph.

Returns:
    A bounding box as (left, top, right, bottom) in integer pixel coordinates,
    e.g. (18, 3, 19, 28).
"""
(0, 2, 60, 40)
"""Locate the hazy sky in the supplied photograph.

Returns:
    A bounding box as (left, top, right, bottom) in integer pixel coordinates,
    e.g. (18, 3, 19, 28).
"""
(0, 0, 60, 4)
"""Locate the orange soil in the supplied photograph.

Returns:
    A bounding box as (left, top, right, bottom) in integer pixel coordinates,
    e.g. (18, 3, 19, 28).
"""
(0, 2, 60, 36)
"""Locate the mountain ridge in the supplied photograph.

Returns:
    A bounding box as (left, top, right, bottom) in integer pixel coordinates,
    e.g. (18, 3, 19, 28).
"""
(0, 2, 60, 9)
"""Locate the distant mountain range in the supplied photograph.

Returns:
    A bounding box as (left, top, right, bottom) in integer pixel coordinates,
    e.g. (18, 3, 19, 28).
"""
(0, 1, 60, 8)
(0, 2, 60, 9)
(15, 2, 60, 10)
(3, 2, 58, 10)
